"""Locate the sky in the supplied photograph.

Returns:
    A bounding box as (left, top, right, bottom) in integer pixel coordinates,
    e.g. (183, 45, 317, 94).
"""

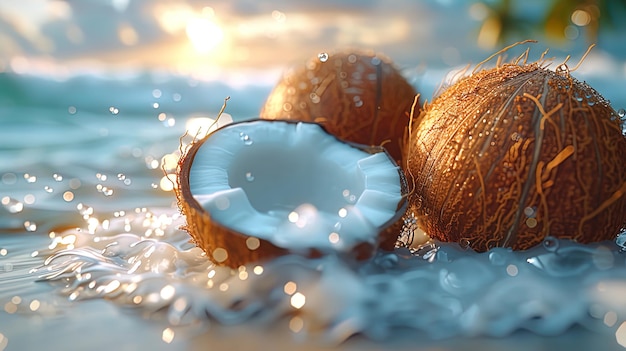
(0, 0, 428, 72)
(0, 0, 624, 81)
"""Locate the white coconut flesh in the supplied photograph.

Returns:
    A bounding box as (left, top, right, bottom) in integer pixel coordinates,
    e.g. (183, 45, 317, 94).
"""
(189, 120, 403, 252)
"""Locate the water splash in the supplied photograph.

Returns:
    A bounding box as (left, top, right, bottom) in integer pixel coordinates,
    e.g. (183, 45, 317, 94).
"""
(1, 197, 24, 214)
(23, 173, 37, 183)
(30, 208, 626, 343)
(23, 221, 37, 232)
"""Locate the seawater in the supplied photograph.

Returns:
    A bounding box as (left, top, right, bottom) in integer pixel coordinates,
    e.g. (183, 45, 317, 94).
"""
(26, 209, 626, 342)
(1, 70, 626, 350)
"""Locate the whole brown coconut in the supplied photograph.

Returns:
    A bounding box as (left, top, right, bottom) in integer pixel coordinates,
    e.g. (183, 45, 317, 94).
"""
(406, 60, 626, 251)
(260, 49, 419, 164)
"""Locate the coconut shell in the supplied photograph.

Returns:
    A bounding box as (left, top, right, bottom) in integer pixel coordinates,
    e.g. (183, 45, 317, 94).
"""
(260, 49, 418, 165)
(176, 120, 408, 268)
(176, 135, 289, 268)
(406, 62, 626, 251)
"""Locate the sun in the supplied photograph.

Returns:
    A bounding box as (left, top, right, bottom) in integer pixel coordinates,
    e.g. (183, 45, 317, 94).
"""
(186, 16, 224, 54)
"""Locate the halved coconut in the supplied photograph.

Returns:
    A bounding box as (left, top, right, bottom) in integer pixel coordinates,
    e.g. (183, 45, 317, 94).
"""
(176, 119, 407, 267)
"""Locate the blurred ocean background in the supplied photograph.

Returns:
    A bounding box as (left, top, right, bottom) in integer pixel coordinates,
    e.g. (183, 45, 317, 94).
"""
(1, 1, 626, 350)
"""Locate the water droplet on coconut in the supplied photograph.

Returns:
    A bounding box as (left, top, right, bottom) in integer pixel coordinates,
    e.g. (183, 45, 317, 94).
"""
(615, 230, 626, 252)
(618, 108, 626, 134)
(506, 264, 519, 276)
(525, 217, 538, 228)
(215, 196, 230, 211)
(458, 238, 471, 250)
(239, 132, 253, 145)
(245, 172, 255, 182)
(309, 93, 321, 104)
(44, 186, 53, 193)
(53, 173, 63, 182)
(555, 64, 570, 76)
(523, 206, 536, 217)
(488, 250, 506, 266)
(317, 52, 329, 63)
(542, 236, 559, 252)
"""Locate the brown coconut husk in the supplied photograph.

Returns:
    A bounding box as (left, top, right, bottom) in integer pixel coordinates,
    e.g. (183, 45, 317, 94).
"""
(406, 42, 626, 251)
(260, 49, 419, 165)
(176, 132, 290, 268)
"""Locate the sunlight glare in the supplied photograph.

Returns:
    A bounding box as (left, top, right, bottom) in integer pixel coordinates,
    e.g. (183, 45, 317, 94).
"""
(186, 16, 224, 54)
(185, 114, 233, 138)
(155, 4, 192, 34)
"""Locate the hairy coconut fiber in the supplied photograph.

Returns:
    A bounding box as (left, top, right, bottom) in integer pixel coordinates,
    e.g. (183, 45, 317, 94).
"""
(406, 61, 626, 251)
(260, 49, 418, 164)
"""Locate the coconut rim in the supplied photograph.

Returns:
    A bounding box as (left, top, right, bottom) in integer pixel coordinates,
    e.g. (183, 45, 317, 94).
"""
(177, 119, 408, 263)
